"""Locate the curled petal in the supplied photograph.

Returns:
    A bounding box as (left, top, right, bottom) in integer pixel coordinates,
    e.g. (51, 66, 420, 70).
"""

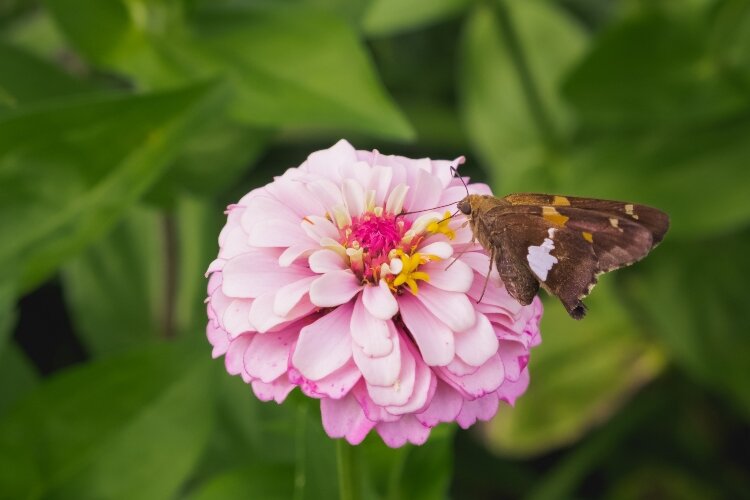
(399, 293, 455, 366)
(376, 416, 430, 447)
(454, 313, 499, 367)
(351, 294, 394, 357)
(309, 270, 362, 307)
(416, 285, 476, 333)
(292, 302, 354, 381)
(362, 279, 398, 320)
(321, 394, 376, 445)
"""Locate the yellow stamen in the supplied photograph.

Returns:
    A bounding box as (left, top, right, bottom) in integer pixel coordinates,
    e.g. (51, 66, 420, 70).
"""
(391, 250, 432, 294)
(426, 211, 456, 240)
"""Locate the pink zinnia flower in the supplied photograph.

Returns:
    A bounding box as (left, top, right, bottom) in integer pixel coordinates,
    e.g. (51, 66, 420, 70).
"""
(206, 140, 542, 447)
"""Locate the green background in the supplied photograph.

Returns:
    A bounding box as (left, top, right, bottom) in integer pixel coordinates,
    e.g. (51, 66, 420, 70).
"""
(1, 0, 748, 498)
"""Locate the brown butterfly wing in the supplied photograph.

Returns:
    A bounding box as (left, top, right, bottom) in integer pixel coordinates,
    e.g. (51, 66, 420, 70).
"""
(478, 197, 668, 319)
(482, 211, 597, 319)
(502, 193, 670, 245)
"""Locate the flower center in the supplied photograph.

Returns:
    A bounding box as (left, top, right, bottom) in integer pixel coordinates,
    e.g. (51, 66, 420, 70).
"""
(348, 213, 408, 257)
(328, 206, 456, 294)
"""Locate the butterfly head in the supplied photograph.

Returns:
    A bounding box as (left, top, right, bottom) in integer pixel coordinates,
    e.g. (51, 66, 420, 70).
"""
(457, 197, 473, 216)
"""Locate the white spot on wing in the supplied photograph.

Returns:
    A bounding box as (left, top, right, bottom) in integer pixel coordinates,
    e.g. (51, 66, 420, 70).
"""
(527, 228, 558, 281)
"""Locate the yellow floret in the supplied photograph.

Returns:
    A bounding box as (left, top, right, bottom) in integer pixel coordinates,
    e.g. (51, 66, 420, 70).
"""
(426, 211, 456, 240)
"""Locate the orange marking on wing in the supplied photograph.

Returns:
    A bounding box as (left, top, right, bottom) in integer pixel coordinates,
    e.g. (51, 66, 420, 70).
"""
(542, 206, 569, 226)
(582, 231, 593, 243)
(553, 196, 571, 206)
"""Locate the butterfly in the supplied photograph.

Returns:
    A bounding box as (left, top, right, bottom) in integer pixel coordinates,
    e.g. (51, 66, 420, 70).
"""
(455, 192, 669, 319)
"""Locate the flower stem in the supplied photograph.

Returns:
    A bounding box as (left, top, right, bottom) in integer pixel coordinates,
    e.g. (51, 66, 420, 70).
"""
(336, 439, 358, 500)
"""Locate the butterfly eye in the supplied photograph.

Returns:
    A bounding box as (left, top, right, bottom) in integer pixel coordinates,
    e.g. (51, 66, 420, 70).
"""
(457, 199, 471, 215)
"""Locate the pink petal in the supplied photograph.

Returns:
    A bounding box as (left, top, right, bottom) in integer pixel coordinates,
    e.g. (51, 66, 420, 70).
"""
(222, 251, 311, 298)
(362, 280, 398, 320)
(352, 383, 400, 423)
(306, 139, 358, 181)
(279, 244, 315, 267)
(252, 377, 295, 403)
(225, 334, 254, 377)
(309, 270, 362, 307)
(265, 178, 326, 218)
(366, 338, 416, 407)
(292, 302, 353, 380)
(456, 392, 500, 429)
(386, 342, 436, 416)
(309, 249, 346, 273)
(249, 292, 316, 333)
(352, 328, 400, 387)
(218, 225, 252, 259)
(497, 368, 530, 406)
(454, 312, 499, 367)
(222, 299, 255, 337)
(404, 169, 442, 213)
(241, 195, 298, 231)
(248, 217, 313, 248)
(207, 320, 231, 358)
(291, 362, 362, 399)
(439, 353, 505, 398)
(416, 285, 476, 333)
(398, 293, 455, 366)
(418, 241, 453, 260)
(376, 415, 431, 447)
(444, 356, 480, 376)
(366, 165, 393, 207)
(342, 178, 366, 216)
(244, 327, 297, 383)
(497, 340, 527, 382)
(273, 276, 316, 317)
(416, 382, 463, 427)
(351, 294, 394, 357)
(422, 259, 474, 293)
(301, 216, 340, 242)
(321, 394, 376, 445)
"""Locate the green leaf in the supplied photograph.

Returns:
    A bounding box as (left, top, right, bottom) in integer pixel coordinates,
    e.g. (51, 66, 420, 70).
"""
(563, 9, 750, 128)
(482, 280, 666, 457)
(187, 6, 414, 139)
(61, 195, 220, 356)
(44, 1, 414, 139)
(187, 464, 295, 500)
(559, 111, 750, 239)
(623, 231, 750, 417)
(0, 82, 224, 291)
(363, 0, 471, 37)
(0, 276, 16, 355)
(357, 424, 454, 500)
(0, 341, 214, 499)
(459, 0, 587, 192)
(710, 0, 750, 87)
(0, 41, 94, 112)
(0, 344, 38, 418)
(148, 118, 268, 203)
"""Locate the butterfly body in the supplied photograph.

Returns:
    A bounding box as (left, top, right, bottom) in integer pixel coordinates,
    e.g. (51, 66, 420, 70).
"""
(457, 193, 669, 319)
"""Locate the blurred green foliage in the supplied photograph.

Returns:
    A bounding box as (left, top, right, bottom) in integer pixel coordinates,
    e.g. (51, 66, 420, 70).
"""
(1, 0, 749, 498)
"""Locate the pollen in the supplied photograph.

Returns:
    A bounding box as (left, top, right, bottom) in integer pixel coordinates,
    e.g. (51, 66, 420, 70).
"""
(392, 250, 431, 295)
(426, 211, 456, 240)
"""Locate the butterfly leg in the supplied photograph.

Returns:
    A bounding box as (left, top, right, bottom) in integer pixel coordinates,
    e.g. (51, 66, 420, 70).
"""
(476, 247, 495, 303)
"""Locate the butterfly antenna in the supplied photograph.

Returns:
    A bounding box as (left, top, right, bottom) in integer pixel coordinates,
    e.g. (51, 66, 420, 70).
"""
(399, 201, 460, 216)
(449, 166, 471, 198)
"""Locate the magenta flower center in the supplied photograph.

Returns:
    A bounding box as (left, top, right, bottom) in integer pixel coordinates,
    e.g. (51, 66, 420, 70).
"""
(339, 212, 414, 283)
(350, 213, 406, 256)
